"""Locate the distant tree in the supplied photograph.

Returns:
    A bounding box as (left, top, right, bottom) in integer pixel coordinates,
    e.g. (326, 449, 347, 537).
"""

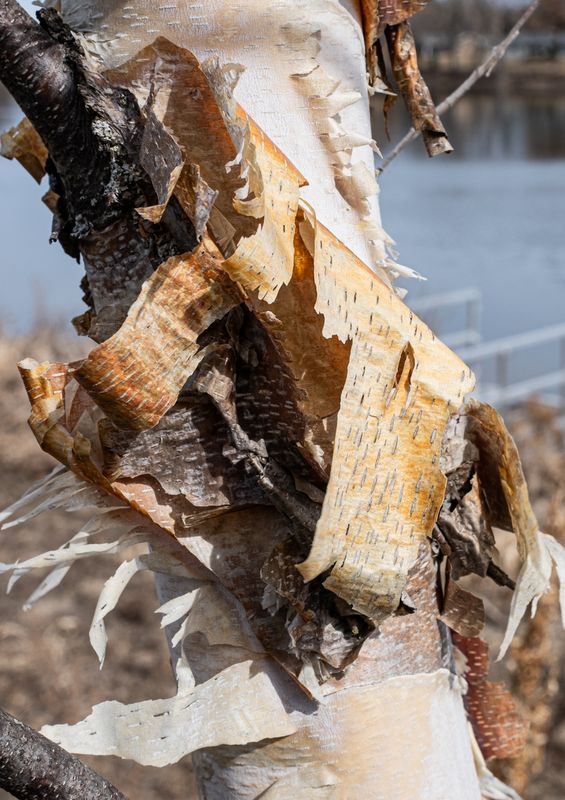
(412, 0, 504, 37)
(524, 0, 565, 31)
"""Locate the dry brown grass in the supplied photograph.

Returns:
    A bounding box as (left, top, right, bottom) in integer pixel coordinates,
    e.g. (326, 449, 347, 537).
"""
(501, 401, 565, 798)
(0, 327, 197, 799)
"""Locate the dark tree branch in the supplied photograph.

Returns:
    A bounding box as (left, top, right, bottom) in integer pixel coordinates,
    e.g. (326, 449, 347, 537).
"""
(0, 0, 145, 238)
(0, 0, 196, 333)
(0, 707, 127, 800)
(0, 0, 71, 139)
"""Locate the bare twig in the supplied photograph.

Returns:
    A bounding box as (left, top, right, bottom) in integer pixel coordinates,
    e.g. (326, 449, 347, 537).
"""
(378, 0, 541, 172)
(0, 706, 127, 800)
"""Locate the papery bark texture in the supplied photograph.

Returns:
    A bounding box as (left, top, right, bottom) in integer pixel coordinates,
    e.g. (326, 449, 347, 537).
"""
(1, 2, 563, 799)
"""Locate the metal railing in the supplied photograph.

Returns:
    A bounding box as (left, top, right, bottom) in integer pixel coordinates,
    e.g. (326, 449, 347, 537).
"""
(410, 288, 565, 409)
(459, 322, 565, 409)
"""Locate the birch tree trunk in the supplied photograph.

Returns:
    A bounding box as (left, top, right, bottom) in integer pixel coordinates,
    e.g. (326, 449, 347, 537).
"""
(1, 2, 562, 799)
(59, 4, 471, 795)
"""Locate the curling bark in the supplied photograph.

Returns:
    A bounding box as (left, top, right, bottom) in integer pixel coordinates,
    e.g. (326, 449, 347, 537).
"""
(1, 3, 558, 800)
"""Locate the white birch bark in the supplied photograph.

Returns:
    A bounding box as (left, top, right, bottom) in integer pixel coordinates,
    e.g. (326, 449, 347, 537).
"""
(39, 2, 481, 796)
(49, 0, 407, 282)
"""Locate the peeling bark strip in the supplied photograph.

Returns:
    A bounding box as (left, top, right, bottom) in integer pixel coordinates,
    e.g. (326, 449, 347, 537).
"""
(296, 215, 473, 618)
(454, 635, 529, 761)
(356, 2, 455, 160)
(0, 117, 47, 182)
(75, 245, 243, 429)
(440, 567, 485, 638)
(361, 0, 433, 46)
(379, 0, 542, 171)
(0, 707, 127, 800)
(385, 21, 453, 158)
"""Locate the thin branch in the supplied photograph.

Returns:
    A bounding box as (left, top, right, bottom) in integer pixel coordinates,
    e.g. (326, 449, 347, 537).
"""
(378, 0, 541, 172)
(0, 706, 127, 800)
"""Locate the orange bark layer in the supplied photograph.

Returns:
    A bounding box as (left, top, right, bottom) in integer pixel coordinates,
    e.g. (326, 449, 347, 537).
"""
(454, 633, 529, 760)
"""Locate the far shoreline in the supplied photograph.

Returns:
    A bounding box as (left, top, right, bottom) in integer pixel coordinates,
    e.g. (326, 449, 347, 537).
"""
(420, 59, 565, 98)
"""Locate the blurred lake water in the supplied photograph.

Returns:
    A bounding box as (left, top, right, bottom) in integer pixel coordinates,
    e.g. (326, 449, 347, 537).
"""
(0, 95, 85, 334)
(0, 90, 564, 345)
(375, 93, 565, 343)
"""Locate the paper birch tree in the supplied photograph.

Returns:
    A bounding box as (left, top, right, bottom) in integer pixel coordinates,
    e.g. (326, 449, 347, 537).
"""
(1, 1, 564, 798)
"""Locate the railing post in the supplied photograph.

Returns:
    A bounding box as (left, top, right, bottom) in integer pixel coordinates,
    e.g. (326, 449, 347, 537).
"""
(497, 352, 509, 389)
(468, 292, 481, 347)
